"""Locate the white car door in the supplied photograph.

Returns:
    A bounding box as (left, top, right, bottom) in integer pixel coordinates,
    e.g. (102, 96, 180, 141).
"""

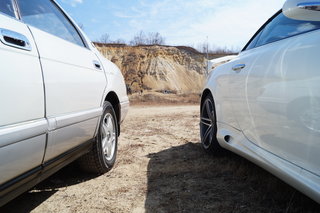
(230, 11, 320, 176)
(0, 2, 46, 185)
(16, 0, 107, 162)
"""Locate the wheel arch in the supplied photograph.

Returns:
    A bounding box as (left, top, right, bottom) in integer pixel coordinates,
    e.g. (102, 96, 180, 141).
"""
(201, 89, 213, 110)
(201, 88, 222, 126)
(200, 88, 223, 154)
(104, 91, 121, 135)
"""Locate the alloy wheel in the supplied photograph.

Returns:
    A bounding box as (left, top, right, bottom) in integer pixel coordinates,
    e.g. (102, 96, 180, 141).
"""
(200, 98, 215, 149)
(101, 113, 116, 161)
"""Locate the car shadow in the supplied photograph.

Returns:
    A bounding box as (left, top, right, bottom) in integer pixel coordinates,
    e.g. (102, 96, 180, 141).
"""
(145, 142, 320, 213)
(0, 163, 98, 213)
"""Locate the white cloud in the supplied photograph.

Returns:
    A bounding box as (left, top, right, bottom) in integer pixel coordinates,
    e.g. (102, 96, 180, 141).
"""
(65, 0, 286, 48)
(62, 0, 83, 7)
(114, 0, 285, 48)
(184, 0, 285, 48)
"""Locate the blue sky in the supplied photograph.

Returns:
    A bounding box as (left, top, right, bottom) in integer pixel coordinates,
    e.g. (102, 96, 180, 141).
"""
(56, 0, 285, 50)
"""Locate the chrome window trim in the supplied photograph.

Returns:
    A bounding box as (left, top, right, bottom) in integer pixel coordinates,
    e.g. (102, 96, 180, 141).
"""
(49, 0, 88, 48)
(51, 0, 90, 49)
(12, 0, 21, 19)
(243, 10, 320, 51)
(14, 0, 89, 49)
(0, 0, 18, 19)
(242, 10, 281, 52)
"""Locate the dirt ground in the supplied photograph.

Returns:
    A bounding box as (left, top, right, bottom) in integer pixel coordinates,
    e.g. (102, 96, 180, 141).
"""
(1, 105, 320, 212)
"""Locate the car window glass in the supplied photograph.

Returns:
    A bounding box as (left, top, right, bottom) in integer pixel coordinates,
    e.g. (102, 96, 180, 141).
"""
(256, 12, 320, 47)
(16, 0, 85, 47)
(245, 30, 263, 51)
(0, 0, 15, 18)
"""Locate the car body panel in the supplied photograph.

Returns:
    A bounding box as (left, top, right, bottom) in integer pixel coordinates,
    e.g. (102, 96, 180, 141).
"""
(0, 16, 45, 127)
(45, 117, 98, 161)
(205, 63, 240, 130)
(229, 29, 320, 177)
(28, 26, 107, 117)
(0, 14, 46, 185)
(0, 135, 46, 185)
(26, 25, 107, 162)
(202, 9, 320, 203)
(98, 57, 130, 123)
(215, 122, 320, 202)
(44, 108, 102, 162)
(0, 0, 129, 206)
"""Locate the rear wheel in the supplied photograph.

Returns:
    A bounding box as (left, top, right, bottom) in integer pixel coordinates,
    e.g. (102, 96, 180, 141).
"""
(78, 101, 118, 174)
(200, 94, 222, 154)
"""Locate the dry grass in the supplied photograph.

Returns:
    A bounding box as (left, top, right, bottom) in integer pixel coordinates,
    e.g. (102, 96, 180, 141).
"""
(129, 92, 201, 105)
(1, 105, 319, 212)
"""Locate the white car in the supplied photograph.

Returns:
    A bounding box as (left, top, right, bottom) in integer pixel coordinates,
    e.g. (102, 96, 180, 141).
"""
(200, 0, 320, 203)
(0, 0, 129, 206)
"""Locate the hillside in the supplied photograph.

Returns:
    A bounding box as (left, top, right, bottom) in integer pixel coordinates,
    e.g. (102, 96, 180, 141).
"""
(96, 44, 207, 94)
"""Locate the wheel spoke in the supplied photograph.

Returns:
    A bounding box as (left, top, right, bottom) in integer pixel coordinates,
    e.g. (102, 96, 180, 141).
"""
(201, 117, 212, 127)
(102, 122, 108, 137)
(205, 100, 215, 121)
(106, 141, 111, 156)
(107, 116, 114, 132)
(102, 137, 108, 154)
(203, 125, 213, 146)
(101, 122, 107, 138)
(106, 116, 111, 127)
(100, 113, 116, 160)
(205, 101, 211, 117)
(107, 138, 115, 157)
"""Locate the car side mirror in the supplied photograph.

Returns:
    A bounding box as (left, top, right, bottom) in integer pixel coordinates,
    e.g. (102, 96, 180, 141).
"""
(283, 0, 320, 21)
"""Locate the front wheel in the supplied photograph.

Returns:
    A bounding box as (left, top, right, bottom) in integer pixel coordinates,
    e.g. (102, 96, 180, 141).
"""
(78, 101, 118, 174)
(200, 94, 222, 154)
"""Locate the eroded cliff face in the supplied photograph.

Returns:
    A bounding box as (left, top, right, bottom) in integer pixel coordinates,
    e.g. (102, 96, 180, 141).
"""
(97, 44, 206, 94)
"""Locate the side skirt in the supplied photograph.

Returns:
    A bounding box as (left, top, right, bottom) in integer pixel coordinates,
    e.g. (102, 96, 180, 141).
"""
(0, 139, 93, 207)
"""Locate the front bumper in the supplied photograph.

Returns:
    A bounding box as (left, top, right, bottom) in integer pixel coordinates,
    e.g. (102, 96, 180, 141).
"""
(120, 99, 129, 124)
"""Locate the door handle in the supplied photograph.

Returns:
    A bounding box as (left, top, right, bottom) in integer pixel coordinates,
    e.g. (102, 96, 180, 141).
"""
(93, 60, 102, 70)
(232, 64, 246, 71)
(0, 28, 31, 51)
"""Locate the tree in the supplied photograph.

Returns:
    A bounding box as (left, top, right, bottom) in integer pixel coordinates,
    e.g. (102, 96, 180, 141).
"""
(99, 33, 111, 44)
(130, 31, 147, 46)
(146, 32, 165, 45)
(130, 31, 165, 46)
(112, 38, 126, 44)
(196, 42, 239, 55)
(197, 42, 209, 54)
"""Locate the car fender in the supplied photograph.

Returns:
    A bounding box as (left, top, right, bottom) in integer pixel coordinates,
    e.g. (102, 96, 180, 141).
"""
(202, 61, 239, 129)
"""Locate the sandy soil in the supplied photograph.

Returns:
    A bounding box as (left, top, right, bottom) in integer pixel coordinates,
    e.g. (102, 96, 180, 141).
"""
(1, 105, 319, 212)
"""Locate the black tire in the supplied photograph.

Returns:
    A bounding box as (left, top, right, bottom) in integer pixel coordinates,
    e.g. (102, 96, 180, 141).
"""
(78, 101, 118, 174)
(200, 94, 222, 154)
